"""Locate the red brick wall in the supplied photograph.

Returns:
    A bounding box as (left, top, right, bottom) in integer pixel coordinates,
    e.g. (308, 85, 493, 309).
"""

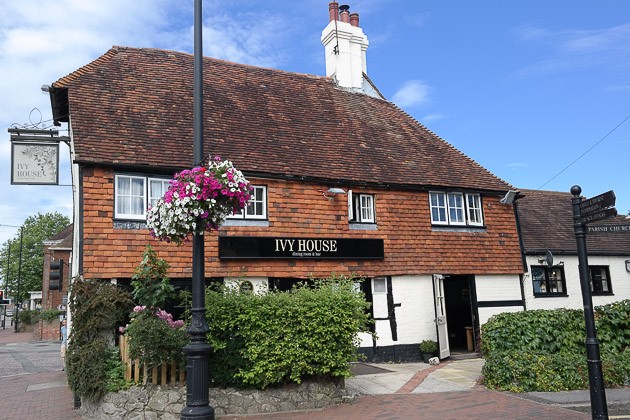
(42, 250, 71, 311)
(80, 167, 523, 279)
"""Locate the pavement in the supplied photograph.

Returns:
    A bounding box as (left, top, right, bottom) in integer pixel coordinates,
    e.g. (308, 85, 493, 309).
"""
(0, 323, 80, 420)
(0, 323, 628, 420)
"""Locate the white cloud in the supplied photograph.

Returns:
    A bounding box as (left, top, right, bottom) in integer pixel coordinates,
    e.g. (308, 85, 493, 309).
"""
(391, 80, 430, 108)
(505, 162, 528, 170)
(422, 114, 446, 122)
(0, 0, 295, 245)
(513, 23, 630, 77)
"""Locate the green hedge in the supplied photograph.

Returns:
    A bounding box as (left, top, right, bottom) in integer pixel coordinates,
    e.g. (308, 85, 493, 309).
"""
(481, 300, 630, 392)
(205, 276, 372, 389)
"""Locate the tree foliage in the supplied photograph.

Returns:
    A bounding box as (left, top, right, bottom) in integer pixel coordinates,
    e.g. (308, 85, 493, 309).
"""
(0, 212, 70, 302)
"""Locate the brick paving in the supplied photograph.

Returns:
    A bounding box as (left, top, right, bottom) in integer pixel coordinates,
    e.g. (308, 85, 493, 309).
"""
(220, 390, 589, 420)
(0, 326, 599, 419)
(0, 325, 80, 420)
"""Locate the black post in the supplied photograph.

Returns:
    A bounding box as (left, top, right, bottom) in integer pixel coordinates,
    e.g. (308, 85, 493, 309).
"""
(570, 185, 608, 420)
(181, 0, 214, 419)
(2, 243, 10, 329)
(14, 227, 23, 334)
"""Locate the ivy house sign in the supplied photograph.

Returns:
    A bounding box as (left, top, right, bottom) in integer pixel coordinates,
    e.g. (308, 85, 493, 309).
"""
(9, 129, 61, 185)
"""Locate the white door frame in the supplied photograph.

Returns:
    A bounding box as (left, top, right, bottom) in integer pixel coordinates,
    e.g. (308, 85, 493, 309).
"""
(433, 274, 450, 359)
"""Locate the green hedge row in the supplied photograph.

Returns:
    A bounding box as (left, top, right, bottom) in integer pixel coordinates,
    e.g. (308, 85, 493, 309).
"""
(481, 300, 630, 392)
(205, 277, 372, 389)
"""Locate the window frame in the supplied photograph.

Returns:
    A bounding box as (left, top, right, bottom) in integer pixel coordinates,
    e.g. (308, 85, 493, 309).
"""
(531, 265, 568, 297)
(349, 192, 376, 224)
(429, 191, 484, 227)
(227, 185, 268, 220)
(589, 265, 613, 295)
(114, 174, 171, 220)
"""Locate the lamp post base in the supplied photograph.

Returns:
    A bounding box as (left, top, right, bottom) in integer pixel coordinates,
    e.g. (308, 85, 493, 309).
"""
(180, 341, 214, 420)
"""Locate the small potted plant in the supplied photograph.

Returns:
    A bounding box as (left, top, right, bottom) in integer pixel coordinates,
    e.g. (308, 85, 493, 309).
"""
(419, 339, 438, 363)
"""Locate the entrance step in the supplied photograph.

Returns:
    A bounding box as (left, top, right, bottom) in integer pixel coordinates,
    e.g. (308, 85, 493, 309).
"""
(449, 352, 481, 361)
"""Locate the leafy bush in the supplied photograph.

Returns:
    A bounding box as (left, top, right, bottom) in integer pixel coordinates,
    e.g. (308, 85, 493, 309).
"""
(481, 309, 585, 355)
(66, 277, 133, 402)
(595, 300, 630, 354)
(126, 307, 188, 370)
(66, 338, 111, 401)
(419, 340, 438, 354)
(131, 245, 174, 308)
(39, 309, 64, 322)
(105, 347, 131, 393)
(481, 301, 630, 392)
(18, 309, 39, 325)
(205, 276, 372, 389)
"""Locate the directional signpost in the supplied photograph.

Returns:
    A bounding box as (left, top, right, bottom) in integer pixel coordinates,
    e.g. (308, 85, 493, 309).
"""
(571, 186, 615, 420)
(579, 190, 616, 225)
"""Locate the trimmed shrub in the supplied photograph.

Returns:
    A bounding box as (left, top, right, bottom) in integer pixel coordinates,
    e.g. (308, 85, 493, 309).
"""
(481, 300, 630, 392)
(205, 276, 372, 389)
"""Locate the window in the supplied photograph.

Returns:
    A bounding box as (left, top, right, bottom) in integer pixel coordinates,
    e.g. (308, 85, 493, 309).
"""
(429, 192, 484, 226)
(228, 185, 267, 220)
(115, 174, 171, 220)
(589, 266, 612, 295)
(149, 179, 170, 209)
(349, 192, 376, 223)
(532, 265, 567, 296)
(115, 175, 146, 219)
(466, 194, 484, 226)
(373, 277, 387, 293)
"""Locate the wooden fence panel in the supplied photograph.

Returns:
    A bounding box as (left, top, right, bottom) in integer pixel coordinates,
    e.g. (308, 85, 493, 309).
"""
(118, 335, 186, 386)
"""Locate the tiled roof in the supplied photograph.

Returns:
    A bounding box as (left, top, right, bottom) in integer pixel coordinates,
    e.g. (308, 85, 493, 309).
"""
(44, 224, 73, 249)
(516, 189, 630, 255)
(52, 46, 511, 192)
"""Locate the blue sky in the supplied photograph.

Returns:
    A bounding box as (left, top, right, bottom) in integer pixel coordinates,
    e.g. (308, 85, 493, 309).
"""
(1, 0, 629, 245)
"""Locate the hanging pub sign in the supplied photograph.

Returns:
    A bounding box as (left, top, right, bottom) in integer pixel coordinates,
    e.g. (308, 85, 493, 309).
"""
(11, 141, 59, 185)
(219, 236, 384, 260)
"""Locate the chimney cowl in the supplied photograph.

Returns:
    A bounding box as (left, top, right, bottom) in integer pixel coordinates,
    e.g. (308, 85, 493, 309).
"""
(339, 4, 350, 23)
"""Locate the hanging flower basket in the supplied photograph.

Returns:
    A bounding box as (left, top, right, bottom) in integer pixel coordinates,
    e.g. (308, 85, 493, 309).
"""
(146, 156, 251, 244)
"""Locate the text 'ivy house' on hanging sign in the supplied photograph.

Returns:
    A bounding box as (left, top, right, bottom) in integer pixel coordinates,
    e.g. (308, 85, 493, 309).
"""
(8, 128, 69, 186)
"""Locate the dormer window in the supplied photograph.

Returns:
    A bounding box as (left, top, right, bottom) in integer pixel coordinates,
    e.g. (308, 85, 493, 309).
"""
(429, 191, 484, 227)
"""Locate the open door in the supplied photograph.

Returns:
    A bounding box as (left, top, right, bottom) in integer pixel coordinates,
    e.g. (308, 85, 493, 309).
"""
(433, 274, 450, 359)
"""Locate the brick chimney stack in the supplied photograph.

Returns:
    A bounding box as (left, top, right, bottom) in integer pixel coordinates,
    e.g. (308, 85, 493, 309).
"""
(321, 2, 369, 91)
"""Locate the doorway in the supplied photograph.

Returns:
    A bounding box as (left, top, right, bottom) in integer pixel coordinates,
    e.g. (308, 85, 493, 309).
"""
(443, 275, 477, 352)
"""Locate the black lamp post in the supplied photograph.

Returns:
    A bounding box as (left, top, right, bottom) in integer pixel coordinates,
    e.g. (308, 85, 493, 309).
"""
(180, 0, 214, 418)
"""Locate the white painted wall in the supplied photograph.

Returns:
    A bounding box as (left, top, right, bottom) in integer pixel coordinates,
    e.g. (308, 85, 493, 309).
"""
(359, 275, 436, 347)
(524, 255, 630, 311)
(474, 274, 523, 325)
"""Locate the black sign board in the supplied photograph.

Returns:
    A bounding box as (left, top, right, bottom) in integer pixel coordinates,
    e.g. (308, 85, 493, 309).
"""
(579, 190, 616, 216)
(586, 224, 630, 233)
(219, 236, 384, 260)
(580, 207, 617, 225)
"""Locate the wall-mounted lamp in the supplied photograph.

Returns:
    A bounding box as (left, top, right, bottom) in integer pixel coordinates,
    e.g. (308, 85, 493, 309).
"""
(500, 189, 519, 204)
(626, 260, 630, 272)
(322, 187, 347, 200)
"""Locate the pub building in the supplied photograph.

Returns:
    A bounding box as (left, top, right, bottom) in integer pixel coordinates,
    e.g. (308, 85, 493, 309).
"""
(46, 3, 524, 361)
